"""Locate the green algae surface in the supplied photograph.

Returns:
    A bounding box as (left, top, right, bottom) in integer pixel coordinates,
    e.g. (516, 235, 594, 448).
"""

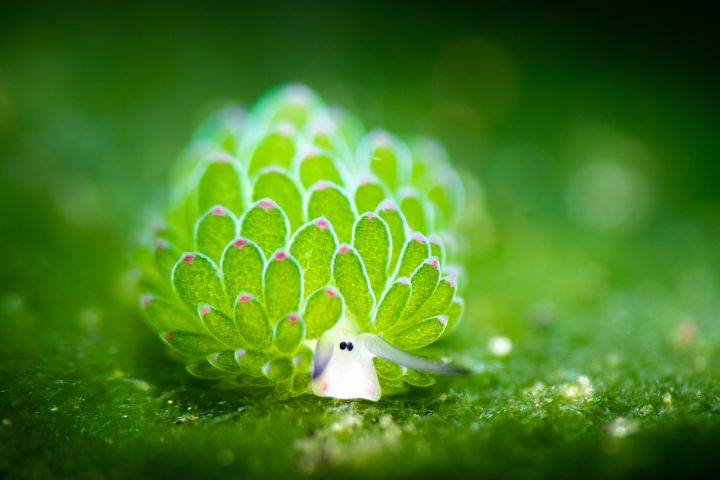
(1, 3, 719, 479)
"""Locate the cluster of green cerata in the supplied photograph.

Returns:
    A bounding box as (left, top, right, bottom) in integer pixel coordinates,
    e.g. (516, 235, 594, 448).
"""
(137, 85, 469, 398)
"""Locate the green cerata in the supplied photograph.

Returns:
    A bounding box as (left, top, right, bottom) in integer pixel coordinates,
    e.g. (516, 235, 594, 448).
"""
(137, 84, 474, 400)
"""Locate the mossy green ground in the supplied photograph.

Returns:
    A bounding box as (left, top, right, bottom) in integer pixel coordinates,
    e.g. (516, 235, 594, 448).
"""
(1, 2, 719, 479)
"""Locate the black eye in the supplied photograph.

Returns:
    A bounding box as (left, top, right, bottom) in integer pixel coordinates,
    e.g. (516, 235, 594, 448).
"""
(339, 341, 347, 350)
(347, 342, 354, 351)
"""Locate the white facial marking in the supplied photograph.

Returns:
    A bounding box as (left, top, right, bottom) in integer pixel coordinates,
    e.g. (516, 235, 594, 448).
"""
(311, 330, 381, 401)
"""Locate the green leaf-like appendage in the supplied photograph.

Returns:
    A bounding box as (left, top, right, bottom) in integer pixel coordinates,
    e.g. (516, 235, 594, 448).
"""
(197, 156, 245, 217)
(394, 233, 430, 279)
(403, 369, 436, 387)
(153, 239, 182, 280)
(376, 201, 408, 274)
(161, 331, 228, 358)
(138, 84, 476, 397)
(172, 253, 224, 310)
(298, 149, 343, 188)
(240, 199, 289, 258)
(428, 234, 446, 265)
(333, 244, 374, 326)
(372, 278, 411, 333)
(408, 275, 456, 324)
(221, 238, 265, 302)
(264, 251, 302, 323)
(293, 345, 314, 373)
(399, 188, 431, 233)
(187, 362, 230, 379)
(194, 206, 237, 264)
(235, 348, 269, 377)
(363, 132, 411, 189)
(292, 373, 311, 396)
(401, 257, 441, 321)
(208, 350, 243, 373)
(354, 177, 387, 215)
(234, 293, 272, 350)
(252, 168, 304, 231)
(289, 219, 337, 295)
(141, 294, 203, 333)
(303, 287, 343, 339)
(306, 182, 356, 244)
(231, 375, 273, 387)
(373, 357, 407, 383)
(388, 316, 448, 350)
(273, 313, 306, 353)
(263, 357, 295, 382)
(248, 127, 295, 175)
(258, 85, 322, 128)
(198, 304, 244, 347)
(353, 212, 391, 297)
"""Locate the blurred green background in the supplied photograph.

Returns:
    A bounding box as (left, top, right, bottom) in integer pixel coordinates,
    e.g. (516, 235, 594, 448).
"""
(1, 1, 719, 479)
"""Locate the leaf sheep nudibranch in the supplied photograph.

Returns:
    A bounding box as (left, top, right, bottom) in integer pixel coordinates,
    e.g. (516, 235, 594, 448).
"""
(137, 84, 474, 400)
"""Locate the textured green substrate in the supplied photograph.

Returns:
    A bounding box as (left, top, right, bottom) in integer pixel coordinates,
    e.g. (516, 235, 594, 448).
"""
(2, 4, 719, 476)
(2, 225, 718, 479)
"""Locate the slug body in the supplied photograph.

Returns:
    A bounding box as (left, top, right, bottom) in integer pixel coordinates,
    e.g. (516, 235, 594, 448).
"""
(138, 84, 471, 400)
(311, 320, 382, 401)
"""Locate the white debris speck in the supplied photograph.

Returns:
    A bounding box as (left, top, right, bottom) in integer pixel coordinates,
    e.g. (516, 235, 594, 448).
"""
(561, 375, 594, 400)
(606, 417, 639, 438)
(378, 414, 393, 428)
(529, 381, 545, 396)
(295, 409, 404, 473)
(329, 413, 363, 433)
(488, 336, 512, 357)
(662, 392, 672, 406)
(639, 404, 653, 416)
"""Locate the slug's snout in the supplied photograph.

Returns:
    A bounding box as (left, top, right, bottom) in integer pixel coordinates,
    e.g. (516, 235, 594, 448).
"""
(311, 330, 381, 401)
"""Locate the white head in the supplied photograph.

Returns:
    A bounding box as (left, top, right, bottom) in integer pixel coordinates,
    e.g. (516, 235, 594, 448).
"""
(310, 323, 469, 401)
(311, 330, 381, 401)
